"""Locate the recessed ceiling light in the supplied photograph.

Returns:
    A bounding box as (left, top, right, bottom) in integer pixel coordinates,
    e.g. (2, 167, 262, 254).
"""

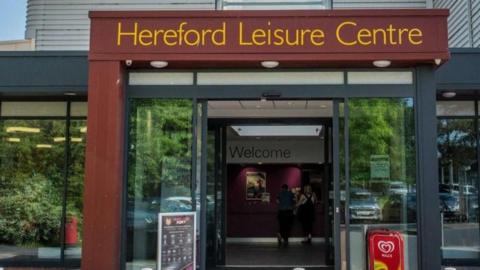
(232, 125, 323, 137)
(6, 127, 40, 133)
(54, 137, 66, 142)
(150, 61, 168, 68)
(71, 137, 83, 143)
(36, 144, 52, 149)
(64, 92, 77, 96)
(261, 61, 279, 69)
(373, 60, 391, 68)
(442, 91, 456, 98)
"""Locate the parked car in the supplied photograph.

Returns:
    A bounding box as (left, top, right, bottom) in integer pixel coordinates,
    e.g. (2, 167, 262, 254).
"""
(439, 193, 461, 221)
(349, 190, 382, 222)
(389, 181, 408, 195)
(452, 184, 478, 196)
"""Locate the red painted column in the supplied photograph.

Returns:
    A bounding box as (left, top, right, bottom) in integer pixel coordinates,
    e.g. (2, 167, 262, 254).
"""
(82, 61, 125, 270)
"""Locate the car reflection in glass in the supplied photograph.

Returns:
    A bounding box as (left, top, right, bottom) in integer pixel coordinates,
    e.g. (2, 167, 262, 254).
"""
(439, 193, 461, 222)
(349, 190, 382, 222)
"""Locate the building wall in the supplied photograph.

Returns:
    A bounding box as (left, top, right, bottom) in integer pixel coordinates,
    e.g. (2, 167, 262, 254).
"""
(26, 0, 216, 50)
(26, 0, 440, 50)
(332, 0, 430, 9)
(434, 0, 480, 48)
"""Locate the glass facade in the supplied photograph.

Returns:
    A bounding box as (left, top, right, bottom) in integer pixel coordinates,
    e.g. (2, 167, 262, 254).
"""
(437, 101, 480, 263)
(347, 98, 417, 270)
(126, 99, 195, 270)
(0, 101, 87, 265)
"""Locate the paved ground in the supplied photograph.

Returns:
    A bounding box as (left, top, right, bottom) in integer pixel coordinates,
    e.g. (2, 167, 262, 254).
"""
(226, 242, 328, 267)
(443, 267, 480, 270)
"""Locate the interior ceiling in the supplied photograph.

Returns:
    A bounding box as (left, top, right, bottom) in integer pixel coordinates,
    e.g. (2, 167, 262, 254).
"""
(208, 100, 333, 118)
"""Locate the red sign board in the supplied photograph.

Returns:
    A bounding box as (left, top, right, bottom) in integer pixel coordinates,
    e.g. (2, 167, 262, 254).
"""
(89, 10, 449, 66)
(368, 229, 405, 270)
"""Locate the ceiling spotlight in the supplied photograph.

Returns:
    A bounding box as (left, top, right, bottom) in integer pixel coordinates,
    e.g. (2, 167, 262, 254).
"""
(125, 60, 133, 66)
(261, 61, 279, 69)
(150, 61, 168, 68)
(434, 58, 442, 65)
(373, 60, 391, 68)
(442, 91, 456, 98)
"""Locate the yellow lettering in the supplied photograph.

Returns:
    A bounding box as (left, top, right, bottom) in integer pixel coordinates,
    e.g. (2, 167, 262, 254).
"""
(357, 29, 371, 45)
(212, 22, 226, 46)
(409, 28, 423, 45)
(239, 22, 253, 46)
(310, 29, 325, 46)
(273, 29, 285, 46)
(184, 29, 200, 46)
(252, 29, 267, 45)
(138, 30, 153, 46)
(117, 22, 138, 46)
(163, 30, 178, 46)
(336, 21, 357, 46)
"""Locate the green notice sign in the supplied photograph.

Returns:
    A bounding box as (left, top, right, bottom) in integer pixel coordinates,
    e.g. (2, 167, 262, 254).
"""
(370, 155, 390, 179)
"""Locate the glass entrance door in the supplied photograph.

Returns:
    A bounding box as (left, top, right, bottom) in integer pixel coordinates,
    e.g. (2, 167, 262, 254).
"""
(206, 126, 227, 267)
(335, 98, 419, 270)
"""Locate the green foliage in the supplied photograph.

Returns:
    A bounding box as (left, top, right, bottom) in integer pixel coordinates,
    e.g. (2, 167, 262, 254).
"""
(0, 175, 62, 246)
(128, 99, 193, 201)
(0, 119, 86, 246)
(347, 98, 416, 188)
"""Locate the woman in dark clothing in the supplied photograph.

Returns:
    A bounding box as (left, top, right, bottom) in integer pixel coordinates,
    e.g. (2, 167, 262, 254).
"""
(276, 184, 295, 246)
(296, 185, 317, 244)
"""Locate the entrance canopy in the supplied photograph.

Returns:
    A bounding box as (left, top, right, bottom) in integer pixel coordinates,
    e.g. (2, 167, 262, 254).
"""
(89, 9, 450, 68)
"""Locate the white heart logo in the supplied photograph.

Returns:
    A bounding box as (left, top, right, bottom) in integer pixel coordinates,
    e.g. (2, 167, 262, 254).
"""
(378, 241, 395, 254)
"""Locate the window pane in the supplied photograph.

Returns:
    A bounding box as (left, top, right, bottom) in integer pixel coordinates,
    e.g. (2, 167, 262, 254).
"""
(347, 72, 413, 85)
(2, 102, 67, 117)
(65, 120, 87, 260)
(437, 101, 475, 117)
(71, 102, 88, 117)
(437, 119, 480, 261)
(0, 119, 65, 263)
(347, 98, 417, 270)
(126, 99, 194, 270)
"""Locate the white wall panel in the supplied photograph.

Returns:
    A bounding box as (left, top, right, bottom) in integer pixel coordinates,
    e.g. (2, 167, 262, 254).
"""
(434, 0, 473, 48)
(473, 0, 480, 47)
(221, 0, 328, 10)
(333, 0, 427, 9)
(26, 0, 216, 50)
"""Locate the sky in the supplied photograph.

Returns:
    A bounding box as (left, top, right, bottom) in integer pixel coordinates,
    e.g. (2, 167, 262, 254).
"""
(0, 0, 27, 41)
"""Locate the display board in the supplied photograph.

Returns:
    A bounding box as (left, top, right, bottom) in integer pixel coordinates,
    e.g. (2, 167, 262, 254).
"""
(158, 212, 196, 270)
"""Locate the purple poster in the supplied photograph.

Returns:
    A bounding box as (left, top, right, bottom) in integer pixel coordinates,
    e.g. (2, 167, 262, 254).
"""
(158, 212, 196, 270)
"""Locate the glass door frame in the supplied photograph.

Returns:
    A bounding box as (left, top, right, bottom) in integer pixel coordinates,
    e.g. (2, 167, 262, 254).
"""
(207, 115, 333, 268)
(122, 67, 440, 270)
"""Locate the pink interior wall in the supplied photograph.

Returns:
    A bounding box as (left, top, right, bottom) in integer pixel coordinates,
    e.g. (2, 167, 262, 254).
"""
(227, 164, 325, 238)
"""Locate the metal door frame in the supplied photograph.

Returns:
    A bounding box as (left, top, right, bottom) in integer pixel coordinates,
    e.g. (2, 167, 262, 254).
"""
(122, 68, 443, 270)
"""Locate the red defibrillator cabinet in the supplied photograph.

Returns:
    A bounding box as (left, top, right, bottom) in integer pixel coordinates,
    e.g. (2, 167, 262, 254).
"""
(367, 229, 405, 270)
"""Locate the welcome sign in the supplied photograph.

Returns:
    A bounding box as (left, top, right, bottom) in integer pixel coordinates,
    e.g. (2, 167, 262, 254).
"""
(89, 10, 449, 63)
(227, 139, 324, 164)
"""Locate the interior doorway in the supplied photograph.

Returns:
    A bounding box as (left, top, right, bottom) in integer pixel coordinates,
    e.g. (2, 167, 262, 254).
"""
(205, 100, 334, 269)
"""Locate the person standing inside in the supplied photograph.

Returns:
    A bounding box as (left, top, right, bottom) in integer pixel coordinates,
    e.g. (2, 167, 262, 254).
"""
(297, 185, 317, 244)
(276, 184, 295, 246)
